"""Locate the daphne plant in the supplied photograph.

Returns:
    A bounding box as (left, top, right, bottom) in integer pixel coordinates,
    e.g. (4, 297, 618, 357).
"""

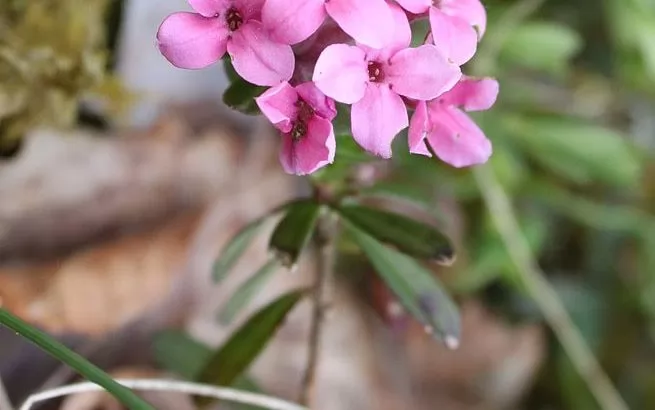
(157, 0, 498, 175)
(154, 0, 496, 406)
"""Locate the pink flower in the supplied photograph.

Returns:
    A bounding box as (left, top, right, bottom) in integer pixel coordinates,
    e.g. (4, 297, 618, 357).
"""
(157, 0, 294, 86)
(312, 4, 461, 158)
(395, 0, 487, 65)
(256, 82, 337, 175)
(262, 0, 396, 48)
(408, 76, 499, 168)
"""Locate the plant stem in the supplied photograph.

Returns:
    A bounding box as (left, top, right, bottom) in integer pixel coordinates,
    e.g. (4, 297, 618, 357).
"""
(0, 308, 155, 410)
(473, 166, 629, 410)
(298, 213, 336, 406)
(0, 376, 13, 410)
(20, 379, 307, 410)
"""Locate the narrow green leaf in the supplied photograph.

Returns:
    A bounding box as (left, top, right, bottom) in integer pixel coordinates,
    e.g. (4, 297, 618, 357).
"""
(213, 218, 266, 283)
(218, 259, 281, 324)
(269, 201, 321, 269)
(345, 223, 461, 347)
(337, 204, 454, 264)
(196, 291, 304, 403)
(153, 330, 211, 380)
(0, 308, 155, 410)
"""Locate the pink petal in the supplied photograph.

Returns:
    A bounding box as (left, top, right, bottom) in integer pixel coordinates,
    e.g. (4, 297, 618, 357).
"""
(408, 100, 431, 156)
(325, 0, 395, 49)
(386, 44, 461, 100)
(238, 0, 266, 20)
(387, 1, 412, 53)
(279, 116, 335, 175)
(394, 0, 431, 14)
(262, 0, 326, 45)
(429, 8, 478, 65)
(313, 44, 368, 104)
(441, 76, 499, 111)
(188, 0, 229, 17)
(424, 105, 492, 167)
(255, 82, 298, 132)
(351, 84, 408, 158)
(157, 12, 228, 69)
(440, 0, 487, 38)
(295, 82, 337, 121)
(227, 21, 294, 86)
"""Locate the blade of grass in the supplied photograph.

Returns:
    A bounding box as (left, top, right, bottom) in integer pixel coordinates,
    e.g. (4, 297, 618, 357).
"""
(0, 308, 155, 410)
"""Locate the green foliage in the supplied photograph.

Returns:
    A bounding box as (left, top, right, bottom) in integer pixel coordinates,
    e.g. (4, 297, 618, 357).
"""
(213, 217, 268, 283)
(153, 330, 211, 380)
(336, 204, 454, 263)
(0, 308, 155, 409)
(218, 259, 281, 324)
(196, 291, 304, 405)
(345, 222, 460, 346)
(269, 201, 322, 268)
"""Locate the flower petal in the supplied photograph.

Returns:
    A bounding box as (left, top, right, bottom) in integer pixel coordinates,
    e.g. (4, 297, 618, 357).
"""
(441, 76, 499, 111)
(387, 1, 412, 53)
(394, 0, 431, 14)
(227, 21, 294, 86)
(157, 12, 228, 69)
(386, 44, 461, 100)
(188, 0, 229, 17)
(429, 8, 478, 65)
(262, 0, 326, 45)
(441, 0, 487, 38)
(325, 0, 395, 49)
(295, 82, 337, 121)
(425, 105, 492, 167)
(313, 44, 368, 104)
(351, 84, 408, 158)
(255, 82, 298, 132)
(279, 116, 335, 175)
(408, 100, 431, 156)
(239, 0, 266, 20)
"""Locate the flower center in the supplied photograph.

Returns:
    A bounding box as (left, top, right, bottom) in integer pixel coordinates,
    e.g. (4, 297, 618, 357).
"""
(225, 8, 243, 31)
(295, 99, 315, 123)
(367, 61, 384, 82)
(290, 121, 308, 141)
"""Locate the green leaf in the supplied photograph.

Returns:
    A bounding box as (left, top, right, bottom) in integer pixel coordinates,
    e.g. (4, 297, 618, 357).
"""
(507, 115, 641, 187)
(196, 291, 305, 402)
(345, 223, 460, 347)
(500, 21, 583, 75)
(0, 308, 155, 410)
(218, 259, 281, 324)
(269, 201, 321, 268)
(222, 57, 240, 83)
(213, 218, 266, 283)
(410, 18, 431, 47)
(222, 76, 266, 115)
(337, 204, 454, 264)
(153, 330, 211, 380)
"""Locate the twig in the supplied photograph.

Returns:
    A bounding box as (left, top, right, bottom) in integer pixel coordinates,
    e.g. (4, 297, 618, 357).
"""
(473, 166, 629, 410)
(0, 376, 13, 410)
(19, 378, 307, 410)
(298, 213, 337, 406)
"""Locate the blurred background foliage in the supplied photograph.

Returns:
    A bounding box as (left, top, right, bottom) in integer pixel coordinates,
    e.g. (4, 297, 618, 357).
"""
(2, 0, 655, 409)
(388, 0, 655, 408)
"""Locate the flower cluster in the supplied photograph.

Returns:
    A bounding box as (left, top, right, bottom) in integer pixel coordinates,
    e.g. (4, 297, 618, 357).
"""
(157, 0, 498, 175)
